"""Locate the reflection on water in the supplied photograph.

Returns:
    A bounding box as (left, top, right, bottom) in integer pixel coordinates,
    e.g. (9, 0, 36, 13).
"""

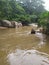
(0, 26, 49, 65)
(7, 49, 49, 65)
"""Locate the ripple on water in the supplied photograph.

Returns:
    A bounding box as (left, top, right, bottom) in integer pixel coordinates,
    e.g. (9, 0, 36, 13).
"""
(7, 49, 49, 65)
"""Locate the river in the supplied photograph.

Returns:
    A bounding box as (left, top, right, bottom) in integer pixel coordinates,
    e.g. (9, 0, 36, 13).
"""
(0, 26, 49, 65)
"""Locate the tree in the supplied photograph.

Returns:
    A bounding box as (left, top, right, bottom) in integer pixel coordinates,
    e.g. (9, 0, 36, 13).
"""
(0, 0, 46, 26)
(39, 11, 49, 34)
(17, 0, 45, 15)
(0, 0, 25, 20)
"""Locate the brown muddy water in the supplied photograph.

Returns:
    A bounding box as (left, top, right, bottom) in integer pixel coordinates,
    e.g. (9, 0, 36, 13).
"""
(0, 26, 49, 65)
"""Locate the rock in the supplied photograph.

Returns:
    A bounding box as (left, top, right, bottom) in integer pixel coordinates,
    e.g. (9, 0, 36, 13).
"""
(0, 20, 17, 28)
(17, 23, 22, 27)
(11, 21, 16, 28)
(0, 20, 22, 28)
(3, 20, 12, 27)
(15, 22, 18, 27)
(36, 29, 41, 33)
(31, 29, 35, 34)
(11, 21, 19, 28)
(36, 27, 44, 33)
(0, 20, 11, 27)
(12, 21, 22, 28)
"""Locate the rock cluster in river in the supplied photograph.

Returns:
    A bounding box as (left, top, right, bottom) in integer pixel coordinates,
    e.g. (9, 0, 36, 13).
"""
(0, 20, 22, 28)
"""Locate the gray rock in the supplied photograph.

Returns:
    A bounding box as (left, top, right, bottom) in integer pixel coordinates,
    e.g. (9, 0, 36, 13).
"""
(11, 21, 18, 28)
(12, 21, 22, 28)
(0, 20, 11, 27)
(0, 20, 16, 28)
(0, 20, 22, 28)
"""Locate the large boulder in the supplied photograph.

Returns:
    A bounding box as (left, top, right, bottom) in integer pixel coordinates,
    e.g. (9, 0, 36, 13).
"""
(0, 20, 22, 28)
(0, 20, 17, 28)
(0, 20, 11, 27)
(31, 29, 35, 34)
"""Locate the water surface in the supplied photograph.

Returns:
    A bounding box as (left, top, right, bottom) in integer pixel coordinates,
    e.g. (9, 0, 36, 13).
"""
(0, 26, 49, 65)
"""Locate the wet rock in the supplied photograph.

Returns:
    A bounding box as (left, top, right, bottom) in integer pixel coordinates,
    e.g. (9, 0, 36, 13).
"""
(31, 29, 35, 34)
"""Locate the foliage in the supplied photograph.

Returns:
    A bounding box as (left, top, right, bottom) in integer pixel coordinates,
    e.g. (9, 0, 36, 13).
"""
(0, 0, 25, 20)
(0, 0, 45, 25)
(17, 0, 45, 14)
(38, 11, 49, 34)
